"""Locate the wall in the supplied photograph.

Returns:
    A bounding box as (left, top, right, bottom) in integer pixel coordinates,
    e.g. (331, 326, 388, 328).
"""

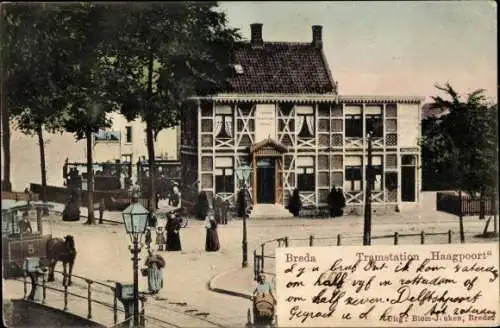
(254, 104, 276, 142)
(188, 99, 423, 208)
(93, 112, 179, 165)
(397, 103, 420, 148)
(3, 299, 105, 328)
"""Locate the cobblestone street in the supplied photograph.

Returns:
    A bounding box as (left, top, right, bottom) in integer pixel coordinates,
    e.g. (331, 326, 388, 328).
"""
(3, 192, 497, 327)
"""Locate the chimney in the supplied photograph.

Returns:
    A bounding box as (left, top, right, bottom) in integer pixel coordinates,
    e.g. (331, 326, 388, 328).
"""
(250, 23, 263, 48)
(312, 25, 323, 49)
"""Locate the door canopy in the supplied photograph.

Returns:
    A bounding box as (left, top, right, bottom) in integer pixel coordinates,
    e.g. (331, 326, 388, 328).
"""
(250, 137, 288, 157)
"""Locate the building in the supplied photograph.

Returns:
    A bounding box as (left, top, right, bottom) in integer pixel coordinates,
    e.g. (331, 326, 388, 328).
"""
(94, 112, 180, 164)
(93, 112, 180, 177)
(181, 23, 423, 212)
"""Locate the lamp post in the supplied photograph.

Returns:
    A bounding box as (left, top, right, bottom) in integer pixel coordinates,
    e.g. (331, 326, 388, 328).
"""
(363, 132, 373, 246)
(236, 165, 252, 268)
(122, 193, 149, 327)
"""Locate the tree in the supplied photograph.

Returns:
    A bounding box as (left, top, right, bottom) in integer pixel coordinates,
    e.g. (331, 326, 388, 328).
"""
(423, 83, 498, 238)
(58, 3, 117, 224)
(0, 4, 17, 192)
(106, 2, 239, 207)
(5, 4, 68, 204)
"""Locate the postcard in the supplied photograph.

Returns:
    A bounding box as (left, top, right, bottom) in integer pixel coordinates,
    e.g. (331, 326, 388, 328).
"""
(1, 2, 497, 328)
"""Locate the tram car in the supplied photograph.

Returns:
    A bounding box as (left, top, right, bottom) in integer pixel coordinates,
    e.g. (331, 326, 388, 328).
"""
(1, 200, 53, 278)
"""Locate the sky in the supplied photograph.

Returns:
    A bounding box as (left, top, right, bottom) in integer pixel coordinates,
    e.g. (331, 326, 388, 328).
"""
(219, 1, 497, 102)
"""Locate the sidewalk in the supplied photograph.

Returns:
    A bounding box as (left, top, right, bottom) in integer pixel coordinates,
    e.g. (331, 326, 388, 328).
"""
(208, 268, 255, 300)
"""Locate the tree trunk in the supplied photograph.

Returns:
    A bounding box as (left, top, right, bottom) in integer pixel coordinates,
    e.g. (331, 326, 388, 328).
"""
(1, 69, 11, 192)
(36, 124, 48, 214)
(86, 127, 94, 224)
(146, 47, 155, 210)
(458, 190, 465, 243)
(146, 118, 155, 210)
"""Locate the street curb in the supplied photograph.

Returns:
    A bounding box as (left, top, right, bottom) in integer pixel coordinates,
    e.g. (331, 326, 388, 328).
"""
(208, 269, 253, 301)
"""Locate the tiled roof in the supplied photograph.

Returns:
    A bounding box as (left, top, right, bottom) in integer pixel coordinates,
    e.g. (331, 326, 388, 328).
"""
(227, 42, 336, 94)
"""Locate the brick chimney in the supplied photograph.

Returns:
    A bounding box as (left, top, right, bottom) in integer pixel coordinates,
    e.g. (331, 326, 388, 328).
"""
(312, 25, 323, 49)
(250, 23, 263, 48)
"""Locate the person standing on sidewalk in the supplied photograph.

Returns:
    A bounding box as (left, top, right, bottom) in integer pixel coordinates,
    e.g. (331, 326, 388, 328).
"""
(204, 210, 220, 252)
(144, 249, 165, 294)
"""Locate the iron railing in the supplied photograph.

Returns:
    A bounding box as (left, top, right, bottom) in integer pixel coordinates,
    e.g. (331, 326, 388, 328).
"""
(253, 230, 453, 281)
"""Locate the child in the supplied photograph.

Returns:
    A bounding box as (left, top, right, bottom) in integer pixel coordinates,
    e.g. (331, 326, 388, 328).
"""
(155, 227, 165, 251)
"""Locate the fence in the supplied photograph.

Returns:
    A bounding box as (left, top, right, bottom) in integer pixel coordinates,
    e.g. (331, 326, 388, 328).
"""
(437, 192, 497, 216)
(253, 230, 453, 281)
(15, 269, 187, 328)
(1, 191, 39, 202)
(18, 269, 125, 326)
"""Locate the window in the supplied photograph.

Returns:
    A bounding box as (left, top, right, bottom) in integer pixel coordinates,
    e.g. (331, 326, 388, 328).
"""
(345, 105, 362, 138)
(385, 172, 397, 191)
(215, 105, 233, 139)
(345, 115, 362, 137)
(365, 105, 383, 137)
(296, 106, 314, 139)
(297, 156, 315, 191)
(345, 156, 362, 191)
(215, 157, 234, 193)
(366, 155, 383, 191)
(402, 155, 416, 166)
(125, 126, 132, 143)
(365, 115, 383, 137)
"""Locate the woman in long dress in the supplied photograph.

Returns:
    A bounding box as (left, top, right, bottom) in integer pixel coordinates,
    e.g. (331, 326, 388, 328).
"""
(204, 211, 220, 252)
(144, 250, 165, 294)
(166, 214, 182, 251)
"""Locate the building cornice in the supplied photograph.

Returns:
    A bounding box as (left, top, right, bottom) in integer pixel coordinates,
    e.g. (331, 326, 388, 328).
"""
(191, 93, 338, 103)
(338, 95, 425, 104)
(189, 94, 424, 104)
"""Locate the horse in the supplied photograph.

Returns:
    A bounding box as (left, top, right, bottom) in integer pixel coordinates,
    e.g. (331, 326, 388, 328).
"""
(46, 235, 76, 286)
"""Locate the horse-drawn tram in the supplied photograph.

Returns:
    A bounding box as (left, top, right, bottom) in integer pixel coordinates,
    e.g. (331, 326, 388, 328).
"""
(2, 200, 54, 278)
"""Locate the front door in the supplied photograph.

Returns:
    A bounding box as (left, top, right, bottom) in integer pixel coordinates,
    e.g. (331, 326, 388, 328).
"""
(401, 166, 416, 202)
(257, 158, 275, 203)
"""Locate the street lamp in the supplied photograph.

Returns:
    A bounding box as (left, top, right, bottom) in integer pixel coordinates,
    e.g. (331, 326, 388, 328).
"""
(122, 193, 149, 327)
(235, 165, 252, 268)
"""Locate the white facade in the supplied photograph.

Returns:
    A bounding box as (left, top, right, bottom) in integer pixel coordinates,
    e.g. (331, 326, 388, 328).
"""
(93, 112, 179, 164)
(181, 94, 424, 210)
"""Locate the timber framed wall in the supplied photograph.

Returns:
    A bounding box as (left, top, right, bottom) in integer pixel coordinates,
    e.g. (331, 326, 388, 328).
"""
(182, 95, 423, 209)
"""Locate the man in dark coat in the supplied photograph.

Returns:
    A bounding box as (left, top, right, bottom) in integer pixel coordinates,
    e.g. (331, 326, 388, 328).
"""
(334, 188, 346, 217)
(327, 187, 338, 217)
(287, 189, 302, 217)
